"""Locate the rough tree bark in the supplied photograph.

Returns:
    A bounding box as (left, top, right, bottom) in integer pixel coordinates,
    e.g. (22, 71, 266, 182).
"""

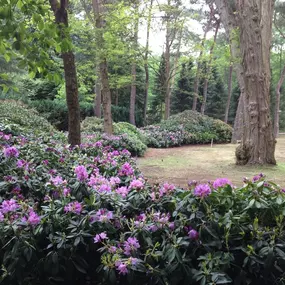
(49, 0, 81, 145)
(224, 63, 233, 124)
(192, 2, 215, 111)
(143, 0, 153, 126)
(200, 19, 220, 115)
(92, 0, 113, 134)
(274, 64, 285, 137)
(94, 66, 101, 118)
(216, 0, 276, 165)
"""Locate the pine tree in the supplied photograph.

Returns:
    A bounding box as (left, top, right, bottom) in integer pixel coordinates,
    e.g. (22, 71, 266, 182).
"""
(205, 66, 227, 120)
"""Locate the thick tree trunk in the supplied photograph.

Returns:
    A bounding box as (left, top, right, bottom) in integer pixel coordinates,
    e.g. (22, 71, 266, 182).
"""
(92, 0, 113, 134)
(200, 19, 220, 115)
(237, 0, 276, 164)
(143, 0, 153, 126)
(94, 66, 101, 118)
(224, 64, 233, 124)
(274, 63, 285, 137)
(216, 0, 276, 165)
(49, 0, 81, 146)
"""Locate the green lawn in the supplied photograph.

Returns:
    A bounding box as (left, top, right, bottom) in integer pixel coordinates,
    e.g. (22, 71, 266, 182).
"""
(137, 137, 285, 187)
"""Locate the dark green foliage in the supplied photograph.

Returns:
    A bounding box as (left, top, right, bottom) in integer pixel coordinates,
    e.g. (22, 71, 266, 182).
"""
(0, 100, 58, 135)
(171, 58, 195, 114)
(149, 54, 167, 124)
(143, 110, 232, 148)
(204, 66, 227, 120)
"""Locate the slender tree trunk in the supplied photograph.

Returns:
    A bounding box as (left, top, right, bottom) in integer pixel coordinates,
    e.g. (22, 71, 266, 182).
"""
(192, 4, 215, 111)
(143, 0, 153, 126)
(231, 93, 244, 143)
(169, 24, 184, 114)
(130, 62, 136, 125)
(164, 16, 171, 120)
(115, 89, 119, 106)
(274, 63, 285, 137)
(92, 0, 113, 134)
(49, 0, 81, 145)
(94, 66, 101, 118)
(130, 1, 139, 125)
(200, 19, 220, 115)
(224, 63, 233, 124)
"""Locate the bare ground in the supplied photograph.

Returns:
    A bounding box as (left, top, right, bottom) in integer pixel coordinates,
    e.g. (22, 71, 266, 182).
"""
(137, 137, 285, 187)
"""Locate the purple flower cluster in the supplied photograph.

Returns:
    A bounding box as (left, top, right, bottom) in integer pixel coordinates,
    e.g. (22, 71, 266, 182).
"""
(3, 146, 19, 158)
(93, 209, 113, 223)
(64, 201, 82, 214)
(129, 179, 144, 190)
(1, 199, 19, 213)
(27, 210, 41, 226)
(119, 162, 134, 176)
(123, 237, 140, 255)
(252, 173, 264, 182)
(213, 178, 232, 189)
(75, 165, 88, 181)
(94, 232, 108, 243)
(194, 184, 212, 197)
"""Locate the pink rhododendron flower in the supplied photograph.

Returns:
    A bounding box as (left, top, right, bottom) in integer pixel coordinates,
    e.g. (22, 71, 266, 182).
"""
(64, 201, 82, 214)
(194, 184, 211, 197)
(75, 165, 88, 181)
(94, 232, 108, 243)
(213, 178, 232, 189)
(3, 146, 19, 158)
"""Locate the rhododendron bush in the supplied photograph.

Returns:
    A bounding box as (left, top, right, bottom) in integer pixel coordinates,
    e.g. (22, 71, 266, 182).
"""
(1, 130, 285, 285)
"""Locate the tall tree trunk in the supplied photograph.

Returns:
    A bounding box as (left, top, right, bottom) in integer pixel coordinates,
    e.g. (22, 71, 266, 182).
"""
(143, 0, 153, 126)
(49, 0, 81, 146)
(274, 63, 285, 137)
(92, 0, 113, 134)
(164, 13, 171, 120)
(130, 63, 136, 125)
(216, 0, 276, 164)
(224, 63, 233, 124)
(169, 24, 184, 113)
(130, 1, 139, 125)
(231, 93, 244, 143)
(237, 0, 276, 164)
(94, 66, 101, 118)
(200, 19, 220, 115)
(192, 3, 215, 111)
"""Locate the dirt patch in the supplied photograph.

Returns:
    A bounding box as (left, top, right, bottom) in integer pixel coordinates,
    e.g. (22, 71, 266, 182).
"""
(137, 137, 285, 187)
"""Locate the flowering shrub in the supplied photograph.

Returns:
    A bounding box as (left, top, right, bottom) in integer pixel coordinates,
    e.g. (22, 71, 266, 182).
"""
(81, 118, 147, 156)
(142, 110, 233, 148)
(1, 129, 285, 285)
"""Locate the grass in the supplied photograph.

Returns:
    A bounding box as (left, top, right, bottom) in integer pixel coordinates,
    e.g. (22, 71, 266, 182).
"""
(137, 137, 285, 187)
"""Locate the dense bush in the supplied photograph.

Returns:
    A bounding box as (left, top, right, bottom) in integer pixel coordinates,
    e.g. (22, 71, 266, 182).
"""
(0, 129, 285, 285)
(142, 110, 232, 147)
(81, 117, 147, 157)
(0, 100, 58, 135)
(30, 100, 94, 131)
